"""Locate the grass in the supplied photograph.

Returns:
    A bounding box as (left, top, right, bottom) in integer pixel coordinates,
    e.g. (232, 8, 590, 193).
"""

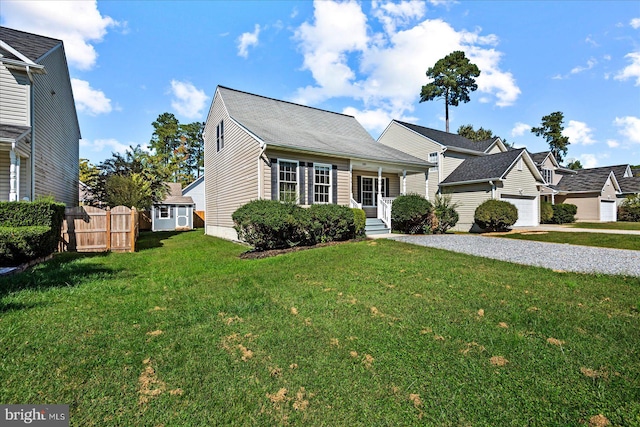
(1, 230, 639, 426)
(570, 221, 640, 231)
(499, 231, 640, 251)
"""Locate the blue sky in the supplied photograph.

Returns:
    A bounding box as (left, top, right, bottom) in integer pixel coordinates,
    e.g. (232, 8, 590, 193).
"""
(2, 1, 639, 168)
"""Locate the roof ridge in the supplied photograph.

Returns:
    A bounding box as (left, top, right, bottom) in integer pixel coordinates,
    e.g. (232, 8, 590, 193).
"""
(217, 85, 356, 119)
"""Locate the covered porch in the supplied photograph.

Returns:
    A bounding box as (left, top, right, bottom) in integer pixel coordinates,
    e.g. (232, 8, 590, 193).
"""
(348, 160, 429, 231)
(0, 124, 31, 202)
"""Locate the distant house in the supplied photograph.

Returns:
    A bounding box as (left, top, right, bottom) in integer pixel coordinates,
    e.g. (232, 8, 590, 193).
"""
(0, 26, 80, 206)
(609, 164, 640, 204)
(182, 176, 204, 212)
(152, 183, 194, 231)
(203, 86, 432, 239)
(378, 121, 544, 230)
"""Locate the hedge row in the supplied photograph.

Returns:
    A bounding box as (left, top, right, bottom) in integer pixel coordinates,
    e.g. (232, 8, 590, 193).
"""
(232, 200, 363, 251)
(550, 203, 577, 224)
(618, 194, 640, 222)
(0, 200, 65, 266)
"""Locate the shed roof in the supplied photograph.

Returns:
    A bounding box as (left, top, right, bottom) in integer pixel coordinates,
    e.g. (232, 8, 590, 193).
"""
(158, 183, 194, 205)
(217, 86, 431, 169)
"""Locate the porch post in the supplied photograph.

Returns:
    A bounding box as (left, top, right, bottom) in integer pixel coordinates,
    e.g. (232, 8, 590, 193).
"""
(402, 170, 406, 195)
(425, 172, 429, 201)
(349, 161, 353, 202)
(551, 192, 555, 205)
(377, 167, 382, 202)
(9, 146, 18, 201)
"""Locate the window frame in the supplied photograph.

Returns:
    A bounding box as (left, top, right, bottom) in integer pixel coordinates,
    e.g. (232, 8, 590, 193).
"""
(216, 120, 224, 152)
(428, 152, 439, 167)
(360, 176, 387, 207)
(313, 163, 332, 204)
(278, 159, 299, 203)
(541, 168, 553, 184)
(158, 205, 170, 219)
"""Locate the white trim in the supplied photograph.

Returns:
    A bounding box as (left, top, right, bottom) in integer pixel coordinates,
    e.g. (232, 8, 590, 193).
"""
(360, 175, 386, 207)
(313, 162, 332, 204)
(277, 158, 300, 203)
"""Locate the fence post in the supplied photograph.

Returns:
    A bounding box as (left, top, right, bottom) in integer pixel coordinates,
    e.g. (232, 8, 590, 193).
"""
(106, 207, 111, 252)
(130, 207, 136, 253)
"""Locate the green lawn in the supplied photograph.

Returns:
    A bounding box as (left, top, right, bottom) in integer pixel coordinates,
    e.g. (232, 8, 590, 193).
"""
(500, 231, 640, 251)
(570, 221, 640, 231)
(1, 231, 639, 426)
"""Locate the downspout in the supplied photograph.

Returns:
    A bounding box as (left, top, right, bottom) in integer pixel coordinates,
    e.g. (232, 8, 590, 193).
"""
(27, 65, 36, 201)
(257, 142, 267, 199)
(489, 180, 496, 199)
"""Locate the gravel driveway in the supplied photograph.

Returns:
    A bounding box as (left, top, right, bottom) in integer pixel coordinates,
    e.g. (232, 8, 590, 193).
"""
(391, 234, 640, 277)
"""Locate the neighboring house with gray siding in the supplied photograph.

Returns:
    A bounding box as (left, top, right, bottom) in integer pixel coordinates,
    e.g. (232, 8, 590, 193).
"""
(152, 183, 194, 231)
(378, 120, 543, 230)
(203, 86, 433, 240)
(182, 176, 204, 212)
(0, 27, 80, 206)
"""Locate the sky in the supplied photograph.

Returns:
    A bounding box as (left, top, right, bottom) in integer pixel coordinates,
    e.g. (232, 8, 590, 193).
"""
(1, 0, 639, 169)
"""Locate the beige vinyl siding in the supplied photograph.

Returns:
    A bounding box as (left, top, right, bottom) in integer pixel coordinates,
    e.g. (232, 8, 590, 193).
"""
(0, 151, 8, 200)
(378, 122, 442, 161)
(204, 93, 261, 231)
(32, 47, 80, 206)
(556, 194, 599, 221)
(405, 172, 428, 197)
(447, 183, 493, 231)
(0, 65, 30, 126)
(485, 143, 504, 154)
(441, 151, 475, 180)
(265, 149, 351, 205)
(601, 175, 618, 200)
(499, 161, 540, 197)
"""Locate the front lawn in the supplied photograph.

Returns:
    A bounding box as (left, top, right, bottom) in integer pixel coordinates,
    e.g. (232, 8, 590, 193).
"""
(1, 231, 638, 426)
(500, 231, 640, 251)
(570, 221, 640, 231)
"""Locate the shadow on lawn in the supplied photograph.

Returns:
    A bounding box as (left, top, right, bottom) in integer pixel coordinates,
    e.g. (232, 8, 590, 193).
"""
(135, 230, 183, 251)
(0, 251, 116, 313)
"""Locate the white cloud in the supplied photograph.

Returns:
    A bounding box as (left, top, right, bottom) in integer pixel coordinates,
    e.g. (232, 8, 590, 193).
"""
(615, 52, 640, 85)
(585, 35, 599, 47)
(563, 120, 596, 145)
(570, 57, 597, 74)
(614, 116, 640, 144)
(292, 1, 520, 134)
(578, 154, 598, 168)
(71, 78, 112, 115)
(606, 139, 620, 148)
(0, 0, 120, 70)
(511, 122, 531, 137)
(631, 18, 640, 29)
(169, 80, 209, 119)
(237, 24, 261, 58)
(80, 138, 129, 155)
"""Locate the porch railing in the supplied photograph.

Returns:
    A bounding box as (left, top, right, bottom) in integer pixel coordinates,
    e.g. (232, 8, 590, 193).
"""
(350, 196, 362, 209)
(377, 197, 394, 229)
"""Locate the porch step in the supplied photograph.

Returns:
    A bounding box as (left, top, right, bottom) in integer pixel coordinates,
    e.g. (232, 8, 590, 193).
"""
(365, 218, 390, 235)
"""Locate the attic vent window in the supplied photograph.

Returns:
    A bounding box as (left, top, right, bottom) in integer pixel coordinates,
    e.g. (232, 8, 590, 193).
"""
(216, 120, 224, 152)
(429, 152, 438, 167)
(541, 168, 552, 184)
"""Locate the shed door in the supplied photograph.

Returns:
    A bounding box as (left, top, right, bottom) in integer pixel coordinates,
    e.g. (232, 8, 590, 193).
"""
(599, 200, 616, 222)
(501, 195, 538, 227)
(176, 205, 189, 227)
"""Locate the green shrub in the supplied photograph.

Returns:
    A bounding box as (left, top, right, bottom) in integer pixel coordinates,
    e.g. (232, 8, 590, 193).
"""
(309, 204, 356, 243)
(474, 199, 518, 232)
(351, 208, 366, 237)
(432, 195, 459, 234)
(391, 194, 434, 234)
(618, 194, 640, 222)
(0, 200, 65, 266)
(540, 201, 554, 223)
(0, 226, 52, 266)
(232, 200, 311, 250)
(550, 203, 577, 224)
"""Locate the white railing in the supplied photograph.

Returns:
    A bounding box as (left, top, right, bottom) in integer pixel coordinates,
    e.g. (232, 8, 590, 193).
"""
(377, 197, 394, 229)
(350, 196, 362, 209)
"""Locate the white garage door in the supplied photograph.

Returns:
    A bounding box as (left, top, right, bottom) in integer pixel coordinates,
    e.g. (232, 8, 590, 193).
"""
(600, 200, 617, 222)
(501, 196, 538, 227)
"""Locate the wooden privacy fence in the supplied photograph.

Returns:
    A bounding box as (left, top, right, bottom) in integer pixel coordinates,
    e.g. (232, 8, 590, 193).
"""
(61, 206, 139, 253)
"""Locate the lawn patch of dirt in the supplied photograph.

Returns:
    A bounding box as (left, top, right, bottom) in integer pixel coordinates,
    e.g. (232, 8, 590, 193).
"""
(546, 337, 564, 346)
(362, 354, 374, 369)
(146, 330, 163, 337)
(580, 367, 609, 379)
(490, 356, 509, 367)
(138, 358, 182, 405)
(498, 322, 509, 328)
(589, 414, 611, 426)
(240, 239, 364, 259)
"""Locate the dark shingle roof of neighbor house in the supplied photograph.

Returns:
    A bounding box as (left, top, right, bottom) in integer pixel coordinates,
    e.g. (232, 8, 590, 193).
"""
(619, 176, 640, 194)
(393, 120, 496, 153)
(0, 124, 31, 142)
(0, 27, 61, 63)
(441, 148, 526, 185)
(554, 166, 619, 192)
(529, 151, 550, 165)
(217, 86, 431, 169)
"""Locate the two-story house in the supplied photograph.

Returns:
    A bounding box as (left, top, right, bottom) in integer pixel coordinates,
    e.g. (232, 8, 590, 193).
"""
(0, 26, 80, 206)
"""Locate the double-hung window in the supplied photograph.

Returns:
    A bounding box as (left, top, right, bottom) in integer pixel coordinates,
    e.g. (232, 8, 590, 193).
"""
(314, 164, 331, 204)
(158, 205, 170, 219)
(429, 152, 439, 167)
(541, 168, 552, 184)
(279, 161, 298, 202)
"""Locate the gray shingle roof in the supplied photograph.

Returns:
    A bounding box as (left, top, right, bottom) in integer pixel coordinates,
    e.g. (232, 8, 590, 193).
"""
(393, 120, 496, 153)
(0, 124, 30, 142)
(0, 26, 61, 63)
(555, 166, 618, 192)
(619, 176, 640, 194)
(529, 151, 551, 165)
(218, 87, 430, 168)
(441, 149, 526, 185)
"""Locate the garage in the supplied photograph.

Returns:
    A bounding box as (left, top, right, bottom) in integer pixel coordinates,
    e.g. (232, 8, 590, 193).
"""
(600, 200, 617, 222)
(501, 195, 539, 227)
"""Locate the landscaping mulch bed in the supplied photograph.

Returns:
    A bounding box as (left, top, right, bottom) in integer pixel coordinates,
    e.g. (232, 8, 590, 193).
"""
(240, 238, 365, 259)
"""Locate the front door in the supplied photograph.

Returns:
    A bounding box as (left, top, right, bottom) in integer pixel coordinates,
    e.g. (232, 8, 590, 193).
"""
(361, 177, 387, 207)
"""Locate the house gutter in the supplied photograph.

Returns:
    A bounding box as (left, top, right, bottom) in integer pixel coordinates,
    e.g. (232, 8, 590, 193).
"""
(489, 180, 496, 199)
(27, 65, 36, 200)
(440, 177, 502, 187)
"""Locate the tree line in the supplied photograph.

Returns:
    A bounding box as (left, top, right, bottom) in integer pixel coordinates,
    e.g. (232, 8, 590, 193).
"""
(80, 113, 204, 210)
